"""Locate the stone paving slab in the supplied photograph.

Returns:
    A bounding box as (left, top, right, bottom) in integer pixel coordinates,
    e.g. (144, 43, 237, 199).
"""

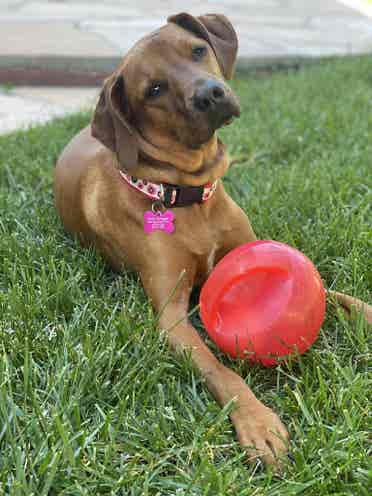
(0, 86, 98, 134)
(0, 0, 371, 61)
(12, 86, 99, 108)
(84, 2, 372, 59)
(340, 0, 372, 17)
(1, 0, 372, 134)
(0, 22, 118, 57)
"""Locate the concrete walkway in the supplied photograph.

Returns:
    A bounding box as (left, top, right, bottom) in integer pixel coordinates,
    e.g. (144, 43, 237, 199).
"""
(0, 86, 99, 134)
(1, 0, 371, 134)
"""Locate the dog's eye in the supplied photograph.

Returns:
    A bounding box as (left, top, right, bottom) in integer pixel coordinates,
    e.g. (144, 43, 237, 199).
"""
(192, 46, 207, 61)
(146, 82, 167, 99)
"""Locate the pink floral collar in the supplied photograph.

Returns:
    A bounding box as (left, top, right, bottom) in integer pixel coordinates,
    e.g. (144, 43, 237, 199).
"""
(119, 170, 218, 207)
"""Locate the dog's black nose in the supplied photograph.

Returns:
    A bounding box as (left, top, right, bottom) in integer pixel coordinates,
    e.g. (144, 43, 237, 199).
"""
(193, 80, 226, 112)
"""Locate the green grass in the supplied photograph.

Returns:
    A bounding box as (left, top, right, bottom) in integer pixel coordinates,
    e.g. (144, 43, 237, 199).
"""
(0, 83, 14, 94)
(0, 55, 371, 495)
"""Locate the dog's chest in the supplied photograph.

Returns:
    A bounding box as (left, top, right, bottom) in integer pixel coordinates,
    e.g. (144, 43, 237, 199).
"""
(174, 206, 228, 280)
(192, 240, 221, 286)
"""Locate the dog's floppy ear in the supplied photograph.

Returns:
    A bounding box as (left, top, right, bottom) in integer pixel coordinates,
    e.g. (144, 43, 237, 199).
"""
(168, 12, 238, 79)
(91, 73, 138, 169)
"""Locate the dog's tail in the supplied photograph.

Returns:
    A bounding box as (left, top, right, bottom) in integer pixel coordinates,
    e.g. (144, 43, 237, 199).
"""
(328, 290, 372, 325)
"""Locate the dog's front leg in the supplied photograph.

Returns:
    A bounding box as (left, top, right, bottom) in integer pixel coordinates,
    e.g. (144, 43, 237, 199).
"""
(141, 263, 289, 467)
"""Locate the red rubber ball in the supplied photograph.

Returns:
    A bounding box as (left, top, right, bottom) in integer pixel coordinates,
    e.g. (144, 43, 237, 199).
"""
(200, 240, 326, 366)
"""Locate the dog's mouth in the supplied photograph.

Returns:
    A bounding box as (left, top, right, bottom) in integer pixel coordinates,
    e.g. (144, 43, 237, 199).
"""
(188, 110, 239, 149)
(221, 114, 237, 127)
(210, 93, 241, 131)
(211, 103, 240, 131)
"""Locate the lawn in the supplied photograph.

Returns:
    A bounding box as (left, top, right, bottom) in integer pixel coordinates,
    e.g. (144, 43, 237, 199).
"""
(0, 56, 371, 495)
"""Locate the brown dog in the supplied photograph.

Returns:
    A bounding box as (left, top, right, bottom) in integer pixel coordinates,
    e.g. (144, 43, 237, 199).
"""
(54, 13, 372, 467)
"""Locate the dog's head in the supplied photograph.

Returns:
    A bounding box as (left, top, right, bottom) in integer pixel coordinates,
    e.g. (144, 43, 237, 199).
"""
(92, 13, 240, 170)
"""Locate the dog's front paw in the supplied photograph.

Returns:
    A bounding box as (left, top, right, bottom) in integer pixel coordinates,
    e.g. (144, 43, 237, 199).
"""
(232, 404, 289, 468)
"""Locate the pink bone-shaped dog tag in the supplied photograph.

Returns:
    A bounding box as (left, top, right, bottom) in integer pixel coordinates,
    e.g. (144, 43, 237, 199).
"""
(144, 210, 175, 234)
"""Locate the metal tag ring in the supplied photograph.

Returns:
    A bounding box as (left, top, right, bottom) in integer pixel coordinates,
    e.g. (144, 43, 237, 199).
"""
(151, 201, 166, 214)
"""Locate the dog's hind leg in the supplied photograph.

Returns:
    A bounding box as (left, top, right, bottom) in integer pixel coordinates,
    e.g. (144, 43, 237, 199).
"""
(327, 291, 372, 325)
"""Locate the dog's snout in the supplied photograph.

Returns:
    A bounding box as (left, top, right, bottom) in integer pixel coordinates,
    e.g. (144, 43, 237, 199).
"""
(193, 80, 226, 112)
(192, 78, 240, 132)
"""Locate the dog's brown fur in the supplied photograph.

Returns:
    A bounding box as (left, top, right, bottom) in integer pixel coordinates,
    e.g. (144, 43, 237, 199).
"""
(54, 13, 372, 468)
